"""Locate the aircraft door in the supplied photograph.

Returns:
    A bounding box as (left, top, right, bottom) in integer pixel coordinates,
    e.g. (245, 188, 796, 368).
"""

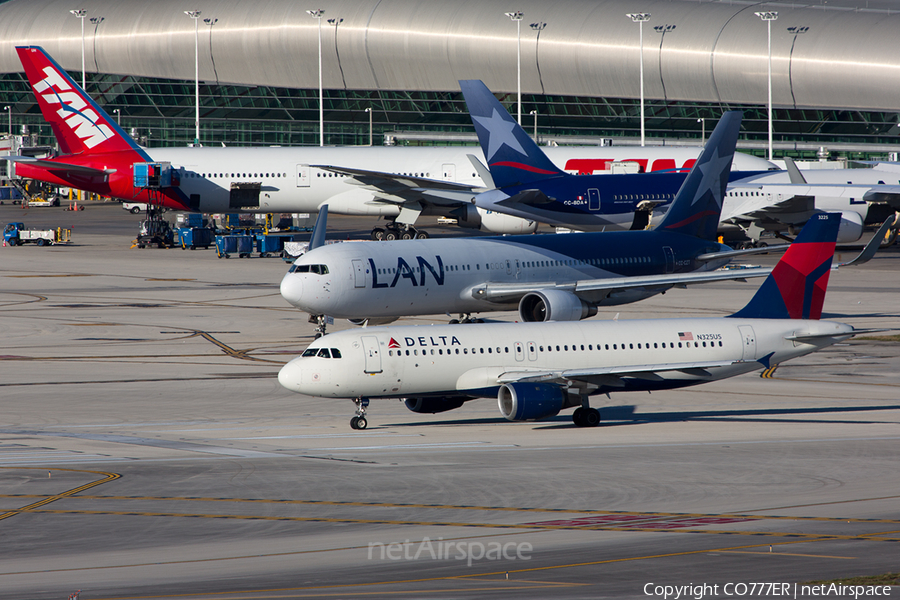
(588, 188, 601, 211)
(442, 164, 456, 181)
(663, 246, 675, 273)
(738, 326, 757, 361)
(506, 260, 512, 275)
(514, 342, 525, 362)
(361, 336, 383, 373)
(352, 259, 366, 288)
(527, 342, 537, 361)
(297, 164, 310, 187)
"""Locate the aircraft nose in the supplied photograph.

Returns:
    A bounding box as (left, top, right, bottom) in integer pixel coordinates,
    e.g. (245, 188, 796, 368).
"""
(278, 358, 303, 392)
(280, 273, 303, 307)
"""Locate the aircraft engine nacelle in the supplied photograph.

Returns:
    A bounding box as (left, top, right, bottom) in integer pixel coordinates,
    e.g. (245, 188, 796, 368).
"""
(404, 396, 468, 414)
(347, 317, 399, 326)
(451, 204, 538, 234)
(498, 382, 569, 421)
(837, 210, 864, 243)
(518, 290, 598, 322)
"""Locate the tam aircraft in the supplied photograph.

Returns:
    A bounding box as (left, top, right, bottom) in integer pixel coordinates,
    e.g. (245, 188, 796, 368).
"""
(7, 45, 772, 239)
(459, 79, 900, 244)
(283, 111, 777, 334)
(278, 213, 876, 430)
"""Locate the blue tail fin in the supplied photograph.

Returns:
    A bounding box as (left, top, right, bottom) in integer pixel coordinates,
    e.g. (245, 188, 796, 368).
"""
(655, 111, 742, 240)
(729, 212, 840, 320)
(459, 80, 565, 188)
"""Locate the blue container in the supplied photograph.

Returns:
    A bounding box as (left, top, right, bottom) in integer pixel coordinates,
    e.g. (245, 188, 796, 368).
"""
(215, 234, 253, 258)
(179, 227, 214, 249)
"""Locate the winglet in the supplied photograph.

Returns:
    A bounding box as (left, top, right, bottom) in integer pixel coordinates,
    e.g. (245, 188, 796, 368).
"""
(783, 157, 808, 184)
(835, 214, 895, 268)
(15, 45, 147, 158)
(459, 80, 565, 188)
(309, 204, 328, 250)
(655, 111, 742, 240)
(729, 212, 840, 320)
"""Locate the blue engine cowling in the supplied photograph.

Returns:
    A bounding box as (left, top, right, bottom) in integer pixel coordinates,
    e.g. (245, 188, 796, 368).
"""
(404, 397, 467, 414)
(497, 382, 568, 421)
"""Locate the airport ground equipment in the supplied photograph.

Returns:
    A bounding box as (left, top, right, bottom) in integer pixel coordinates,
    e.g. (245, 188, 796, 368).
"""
(3, 222, 71, 246)
(134, 212, 174, 248)
(215, 234, 253, 258)
(178, 227, 214, 250)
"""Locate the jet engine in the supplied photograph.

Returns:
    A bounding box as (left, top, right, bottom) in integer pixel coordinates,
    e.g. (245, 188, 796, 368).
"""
(451, 204, 538, 234)
(498, 382, 572, 421)
(404, 396, 468, 414)
(518, 289, 598, 322)
(836, 211, 864, 243)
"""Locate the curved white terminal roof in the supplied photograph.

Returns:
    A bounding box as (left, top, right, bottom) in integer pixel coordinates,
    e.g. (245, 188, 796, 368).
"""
(1, 0, 899, 111)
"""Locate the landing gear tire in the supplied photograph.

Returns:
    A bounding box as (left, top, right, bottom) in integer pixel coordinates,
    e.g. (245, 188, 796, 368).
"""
(350, 397, 370, 430)
(573, 407, 601, 427)
(415, 230, 429, 239)
(400, 231, 413, 240)
(384, 231, 398, 241)
(371, 227, 385, 241)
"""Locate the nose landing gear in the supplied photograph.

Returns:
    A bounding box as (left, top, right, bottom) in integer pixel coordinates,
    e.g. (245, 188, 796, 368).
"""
(350, 397, 370, 429)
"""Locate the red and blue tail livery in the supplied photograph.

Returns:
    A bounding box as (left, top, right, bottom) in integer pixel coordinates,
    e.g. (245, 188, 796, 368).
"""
(730, 212, 840, 320)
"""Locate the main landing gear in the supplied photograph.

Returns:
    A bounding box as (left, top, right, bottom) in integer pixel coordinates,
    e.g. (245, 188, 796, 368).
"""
(448, 313, 484, 324)
(572, 406, 601, 427)
(350, 397, 370, 430)
(371, 222, 429, 241)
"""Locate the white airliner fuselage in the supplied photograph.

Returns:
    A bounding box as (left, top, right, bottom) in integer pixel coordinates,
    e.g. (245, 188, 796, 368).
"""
(278, 318, 852, 402)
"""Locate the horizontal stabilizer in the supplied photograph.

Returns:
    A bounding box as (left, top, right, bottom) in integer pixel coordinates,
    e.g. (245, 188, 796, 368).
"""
(5, 156, 116, 175)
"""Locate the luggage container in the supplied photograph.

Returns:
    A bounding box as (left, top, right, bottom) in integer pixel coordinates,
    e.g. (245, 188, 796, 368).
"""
(178, 227, 214, 250)
(215, 234, 253, 258)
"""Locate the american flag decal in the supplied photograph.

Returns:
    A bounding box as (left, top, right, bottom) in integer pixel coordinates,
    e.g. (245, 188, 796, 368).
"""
(678, 332, 693, 341)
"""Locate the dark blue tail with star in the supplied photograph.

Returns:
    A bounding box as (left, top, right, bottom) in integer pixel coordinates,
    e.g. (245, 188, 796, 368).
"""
(654, 111, 742, 241)
(459, 79, 565, 189)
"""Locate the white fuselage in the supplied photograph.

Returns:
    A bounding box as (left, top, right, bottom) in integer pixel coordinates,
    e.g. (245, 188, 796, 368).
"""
(278, 318, 853, 400)
(145, 145, 772, 216)
(280, 231, 724, 319)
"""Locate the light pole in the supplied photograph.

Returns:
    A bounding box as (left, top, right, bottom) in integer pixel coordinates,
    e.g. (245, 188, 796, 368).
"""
(756, 11, 778, 161)
(308, 9, 325, 146)
(365, 107, 373, 146)
(185, 10, 201, 146)
(4, 105, 10, 137)
(627, 12, 651, 146)
(529, 109, 538, 142)
(530, 22, 546, 94)
(113, 108, 120, 126)
(697, 117, 705, 145)
(70, 9, 87, 89)
(505, 11, 524, 125)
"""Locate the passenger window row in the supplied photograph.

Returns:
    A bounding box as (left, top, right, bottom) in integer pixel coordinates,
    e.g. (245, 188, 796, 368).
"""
(184, 172, 287, 179)
(387, 339, 723, 358)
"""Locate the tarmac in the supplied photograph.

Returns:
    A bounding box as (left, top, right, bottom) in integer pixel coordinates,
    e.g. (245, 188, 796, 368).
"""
(1, 201, 898, 599)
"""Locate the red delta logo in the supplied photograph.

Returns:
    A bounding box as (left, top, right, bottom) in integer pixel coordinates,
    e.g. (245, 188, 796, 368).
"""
(34, 66, 114, 149)
(388, 338, 401, 349)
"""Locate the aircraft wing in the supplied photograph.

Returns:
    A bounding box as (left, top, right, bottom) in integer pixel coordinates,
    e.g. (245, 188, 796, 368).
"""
(468, 267, 771, 304)
(313, 164, 482, 208)
(5, 155, 116, 175)
(497, 359, 739, 387)
(721, 187, 816, 224)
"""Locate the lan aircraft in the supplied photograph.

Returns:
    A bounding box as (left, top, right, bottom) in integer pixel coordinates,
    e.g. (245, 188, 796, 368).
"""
(279, 213, 873, 430)
(7, 46, 772, 239)
(283, 111, 774, 334)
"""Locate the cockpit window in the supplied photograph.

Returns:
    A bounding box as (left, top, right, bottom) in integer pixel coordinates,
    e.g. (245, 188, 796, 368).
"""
(289, 264, 329, 275)
(331, 348, 342, 358)
(301, 348, 318, 357)
(317, 348, 331, 358)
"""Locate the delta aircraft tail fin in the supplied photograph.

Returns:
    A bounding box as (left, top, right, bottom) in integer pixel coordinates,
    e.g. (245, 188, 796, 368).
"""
(655, 111, 742, 240)
(459, 79, 565, 188)
(729, 212, 840, 320)
(16, 46, 147, 158)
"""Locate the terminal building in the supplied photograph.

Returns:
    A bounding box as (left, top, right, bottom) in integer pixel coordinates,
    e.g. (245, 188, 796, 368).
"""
(1, 0, 899, 159)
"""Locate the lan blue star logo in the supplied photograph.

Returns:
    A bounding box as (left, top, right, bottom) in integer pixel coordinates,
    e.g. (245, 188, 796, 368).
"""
(471, 108, 527, 162)
(691, 147, 733, 207)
